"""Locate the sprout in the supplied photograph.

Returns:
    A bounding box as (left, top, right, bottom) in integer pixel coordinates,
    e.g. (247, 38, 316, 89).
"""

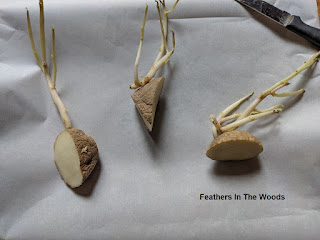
(26, 0, 71, 129)
(130, 0, 179, 89)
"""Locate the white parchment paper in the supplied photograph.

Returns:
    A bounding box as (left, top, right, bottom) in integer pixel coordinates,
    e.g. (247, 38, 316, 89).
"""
(1, 0, 320, 239)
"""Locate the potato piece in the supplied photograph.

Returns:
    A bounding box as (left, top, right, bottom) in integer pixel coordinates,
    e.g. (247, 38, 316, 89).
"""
(131, 77, 165, 131)
(54, 129, 99, 188)
(206, 130, 263, 161)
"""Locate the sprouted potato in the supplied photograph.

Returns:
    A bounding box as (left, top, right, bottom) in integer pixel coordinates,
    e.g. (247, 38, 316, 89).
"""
(130, 0, 179, 131)
(207, 51, 320, 161)
(26, 0, 99, 187)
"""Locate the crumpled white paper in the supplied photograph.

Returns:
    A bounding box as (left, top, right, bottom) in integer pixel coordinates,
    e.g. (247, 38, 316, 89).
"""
(1, 0, 320, 239)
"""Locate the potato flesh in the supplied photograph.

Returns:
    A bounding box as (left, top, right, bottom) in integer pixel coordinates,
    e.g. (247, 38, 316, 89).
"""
(54, 131, 83, 187)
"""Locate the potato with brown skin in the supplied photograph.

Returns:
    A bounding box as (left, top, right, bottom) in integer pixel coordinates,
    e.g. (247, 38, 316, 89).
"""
(131, 77, 165, 131)
(54, 129, 99, 188)
(206, 131, 263, 161)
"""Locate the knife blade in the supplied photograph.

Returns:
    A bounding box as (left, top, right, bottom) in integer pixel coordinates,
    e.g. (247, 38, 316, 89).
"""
(235, 0, 320, 48)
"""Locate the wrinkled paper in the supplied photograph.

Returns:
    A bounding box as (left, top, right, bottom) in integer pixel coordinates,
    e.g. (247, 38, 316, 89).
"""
(1, 0, 320, 239)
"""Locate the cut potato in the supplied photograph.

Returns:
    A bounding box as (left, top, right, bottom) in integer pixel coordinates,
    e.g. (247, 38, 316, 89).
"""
(131, 77, 165, 131)
(206, 130, 263, 161)
(54, 129, 99, 188)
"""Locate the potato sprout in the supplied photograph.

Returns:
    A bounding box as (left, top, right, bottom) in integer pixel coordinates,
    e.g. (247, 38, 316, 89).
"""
(130, 0, 178, 89)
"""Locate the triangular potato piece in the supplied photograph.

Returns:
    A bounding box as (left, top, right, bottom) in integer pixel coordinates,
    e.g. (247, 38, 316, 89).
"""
(131, 77, 165, 131)
(206, 130, 263, 160)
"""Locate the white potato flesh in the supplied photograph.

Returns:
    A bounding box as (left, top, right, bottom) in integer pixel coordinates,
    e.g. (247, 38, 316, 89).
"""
(54, 130, 83, 187)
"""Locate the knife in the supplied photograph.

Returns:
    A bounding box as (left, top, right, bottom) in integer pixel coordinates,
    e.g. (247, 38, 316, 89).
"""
(235, 0, 320, 48)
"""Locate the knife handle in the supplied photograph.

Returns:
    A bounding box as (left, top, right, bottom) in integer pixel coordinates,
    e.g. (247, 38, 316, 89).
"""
(286, 15, 320, 48)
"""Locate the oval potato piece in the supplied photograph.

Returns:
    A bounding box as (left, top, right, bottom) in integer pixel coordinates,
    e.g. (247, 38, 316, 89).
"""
(206, 130, 263, 161)
(54, 129, 99, 188)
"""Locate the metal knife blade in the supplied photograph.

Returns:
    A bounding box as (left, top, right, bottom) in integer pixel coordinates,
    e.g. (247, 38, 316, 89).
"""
(235, 0, 320, 48)
(235, 0, 292, 26)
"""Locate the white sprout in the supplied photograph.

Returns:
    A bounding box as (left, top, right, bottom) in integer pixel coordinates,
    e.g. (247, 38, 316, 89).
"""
(26, 0, 72, 129)
(210, 51, 320, 136)
(130, 0, 179, 89)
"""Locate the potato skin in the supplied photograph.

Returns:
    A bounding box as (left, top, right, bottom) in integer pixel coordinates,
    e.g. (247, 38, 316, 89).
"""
(131, 77, 165, 131)
(68, 129, 99, 182)
(206, 130, 263, 161)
